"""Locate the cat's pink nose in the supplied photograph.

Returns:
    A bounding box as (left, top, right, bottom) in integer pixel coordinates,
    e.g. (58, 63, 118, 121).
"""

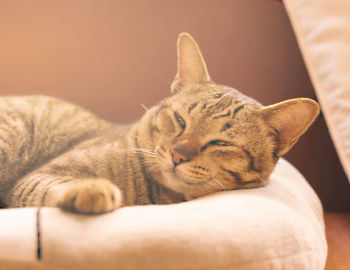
(170, 139, 198, 166)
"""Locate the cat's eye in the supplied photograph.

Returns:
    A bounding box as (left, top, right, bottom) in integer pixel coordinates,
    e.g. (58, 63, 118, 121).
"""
(201, 140, 233, 151)
(208, 140, 232, 146)
(174, 112, 186, 129)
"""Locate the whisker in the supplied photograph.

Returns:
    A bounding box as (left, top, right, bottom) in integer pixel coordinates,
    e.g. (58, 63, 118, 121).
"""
(133, 160, 161, 172)
(177, 92, 190, 106)
(140, 104, 149, 112)
(128, 134, 156, 147)
(211, 177, 226, 191)
(128, 147, 155, 154)
(128, 152, 156, 159)
(173, 86, 190, 106)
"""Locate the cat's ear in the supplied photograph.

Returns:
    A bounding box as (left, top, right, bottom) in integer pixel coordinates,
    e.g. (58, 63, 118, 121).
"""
(172, 33, 211, 92)
(260, 98, 320, 157)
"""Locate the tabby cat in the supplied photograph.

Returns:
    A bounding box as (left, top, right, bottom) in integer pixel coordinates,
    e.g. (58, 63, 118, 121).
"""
(0, 33, 319, 214)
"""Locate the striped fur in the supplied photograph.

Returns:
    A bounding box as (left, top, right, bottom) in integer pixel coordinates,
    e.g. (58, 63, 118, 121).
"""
(0, 33, 319, 213)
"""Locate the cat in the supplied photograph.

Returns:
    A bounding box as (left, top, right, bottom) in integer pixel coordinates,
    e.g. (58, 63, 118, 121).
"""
(0, 33, 319, 214)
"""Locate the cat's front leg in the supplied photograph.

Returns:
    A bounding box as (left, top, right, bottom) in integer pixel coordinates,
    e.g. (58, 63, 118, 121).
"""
(5, 175, 123, 214)
(58, 179, 123, 214)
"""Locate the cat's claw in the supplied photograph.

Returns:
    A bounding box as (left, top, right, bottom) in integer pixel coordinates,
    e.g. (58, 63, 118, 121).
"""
(59, 179, 122, 214)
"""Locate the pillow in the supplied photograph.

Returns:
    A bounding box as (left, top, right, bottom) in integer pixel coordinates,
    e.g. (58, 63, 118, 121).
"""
(284, 0, 350, 183)
(0, 159, 327, 270)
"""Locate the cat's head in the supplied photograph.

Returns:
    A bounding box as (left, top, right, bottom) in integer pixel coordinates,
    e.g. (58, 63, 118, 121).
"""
(144, 33, 319, 199)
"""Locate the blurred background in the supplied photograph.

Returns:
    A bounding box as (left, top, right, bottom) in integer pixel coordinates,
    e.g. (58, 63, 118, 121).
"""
(0, 0, 349, 211)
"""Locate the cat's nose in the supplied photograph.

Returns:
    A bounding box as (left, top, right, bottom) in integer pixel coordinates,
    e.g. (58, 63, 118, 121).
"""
(170, 139, 198, 166)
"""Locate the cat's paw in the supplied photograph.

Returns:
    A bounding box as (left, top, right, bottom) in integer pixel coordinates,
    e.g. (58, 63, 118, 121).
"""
(59, 179, 122, 214)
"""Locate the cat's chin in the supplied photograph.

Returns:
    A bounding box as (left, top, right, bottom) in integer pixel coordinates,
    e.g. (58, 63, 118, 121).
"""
(162, 169, 206, 186)
(160, 169, 216, 199)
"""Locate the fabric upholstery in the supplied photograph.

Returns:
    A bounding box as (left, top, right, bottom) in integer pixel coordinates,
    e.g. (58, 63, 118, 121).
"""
(0, 159, 327, 270)
(284, 0, 350, 183)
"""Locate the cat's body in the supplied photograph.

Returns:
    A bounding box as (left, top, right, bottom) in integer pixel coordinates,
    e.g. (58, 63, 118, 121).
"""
(0, 95, 185, 210)
(0, 33, 319, 213)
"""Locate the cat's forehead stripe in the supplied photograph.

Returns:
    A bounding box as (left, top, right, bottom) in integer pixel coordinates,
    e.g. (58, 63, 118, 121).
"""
(213, 93, 224, 99)
(233, 105, 245, 118)
(204, 95, 233, 116)
(188, 103, 198, 113)
(213, 111, 231, 119)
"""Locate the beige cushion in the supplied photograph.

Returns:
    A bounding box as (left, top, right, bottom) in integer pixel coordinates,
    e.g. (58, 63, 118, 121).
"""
(0, 159, 327, 270)
(284, 0, 350, 183)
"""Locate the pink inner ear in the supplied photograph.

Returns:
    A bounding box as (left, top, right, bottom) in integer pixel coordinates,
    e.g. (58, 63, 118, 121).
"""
(179, 54, 191, 80)
(276, 101, 317, 141)
(264, 99, 319, 156)
(179, 42, 200, 81)
(280, 123, 301, 141)
(176, 33, 210, 84)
